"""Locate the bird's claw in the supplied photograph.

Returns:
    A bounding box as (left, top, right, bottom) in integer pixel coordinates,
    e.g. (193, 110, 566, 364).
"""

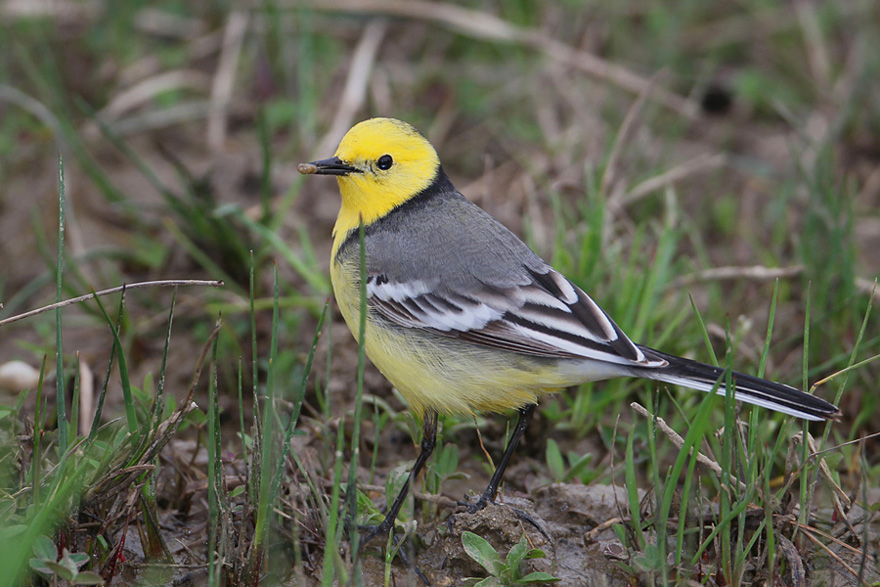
(356, 522, 394, 552)
(457, 495, 493, 514)
(456, 496, 550, 542)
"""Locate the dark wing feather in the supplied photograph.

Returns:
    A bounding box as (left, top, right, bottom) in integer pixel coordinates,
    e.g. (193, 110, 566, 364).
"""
(366, 265, 665, 367)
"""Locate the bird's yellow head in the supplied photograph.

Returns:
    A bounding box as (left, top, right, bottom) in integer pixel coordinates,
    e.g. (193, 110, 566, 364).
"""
(298, 118, 441, 238)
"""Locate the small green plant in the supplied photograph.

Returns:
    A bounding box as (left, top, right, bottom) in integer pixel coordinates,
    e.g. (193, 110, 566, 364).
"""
(424, 442, 467, 494)
(544, 439, 597, 484)
(29, 536, 103, 585)
(461, 531, 560, 586)
(353, 464, 411, 532)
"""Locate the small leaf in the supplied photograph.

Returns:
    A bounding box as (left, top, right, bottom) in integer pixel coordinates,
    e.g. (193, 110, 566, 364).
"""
(28, 559, 54, 576)
(185, 408, 207, 426)
(67, 552, 90, 568)
(356, 489, 384, 526)
(462, 531, 504, 576)
(58, 550, 80, 576)
(562, 451, 593, 483)
(612, 522, 627, 545)
(545, 439, 564, 481)
(73, 571, 105, 585)
(385, 464, 411, 512)
(438, 443, 459, 474)
(45, 561, 75, 581)
(32, 535, 57, 561)
(524, 548, 547, 560)
(505, 533, 530, 568)
(519, 571, 562, 583)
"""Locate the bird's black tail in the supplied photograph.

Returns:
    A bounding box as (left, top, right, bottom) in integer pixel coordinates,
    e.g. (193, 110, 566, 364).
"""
(634, 346, 839, 421)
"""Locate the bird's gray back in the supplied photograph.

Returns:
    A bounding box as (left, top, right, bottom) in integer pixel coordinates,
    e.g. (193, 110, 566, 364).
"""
(336, 172, 547, 294)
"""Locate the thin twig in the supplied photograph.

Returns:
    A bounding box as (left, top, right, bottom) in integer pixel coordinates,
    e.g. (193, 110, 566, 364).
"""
(667, 265, 804, 289)
(793, 521, 876, 565)
(0, 280, 223, 328)
(135, 7, 206, 39)
(630, 402, 747, 491)
(622, 152, 727, 206)
(809, 431, 880, 458)
(2, 0, 96, 20)
(315, 19, 388, 157)
(794, 522, 871, 586)
(78, 355, 95, 436)
(208, 11, 249, 151)
(602, 71, 663, 202)
(855, 277, 880, 303)
(793, 0, 831, 93)
(797, 432, 851, 507)
(98, 70, 212, 121)
(584, 517, 623, 543)
(301, 0, 699, 119)
(108, 101, 220, 136)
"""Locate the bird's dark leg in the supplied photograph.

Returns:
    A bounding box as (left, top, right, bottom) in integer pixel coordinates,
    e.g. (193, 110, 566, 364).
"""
(466, 403, 535, 513)
(360, 410, 438, 549)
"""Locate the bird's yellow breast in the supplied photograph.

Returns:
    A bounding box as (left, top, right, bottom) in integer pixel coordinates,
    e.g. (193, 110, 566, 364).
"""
(330, 248, 574, 417)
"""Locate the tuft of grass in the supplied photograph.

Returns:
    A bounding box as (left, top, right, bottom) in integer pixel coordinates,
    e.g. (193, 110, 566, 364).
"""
(612, 282, 874, 584)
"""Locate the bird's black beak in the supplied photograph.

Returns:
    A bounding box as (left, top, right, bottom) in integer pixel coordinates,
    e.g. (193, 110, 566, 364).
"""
(297, 157, 361, 176)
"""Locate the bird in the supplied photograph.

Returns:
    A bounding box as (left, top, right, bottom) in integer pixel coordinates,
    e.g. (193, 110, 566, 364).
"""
(297, 117, 838, 546)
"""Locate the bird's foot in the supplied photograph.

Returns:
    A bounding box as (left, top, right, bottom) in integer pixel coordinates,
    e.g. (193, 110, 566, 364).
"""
(457, 494, 493, 514)
(355, 520, 395, 552)
(456, 495, 550, 542)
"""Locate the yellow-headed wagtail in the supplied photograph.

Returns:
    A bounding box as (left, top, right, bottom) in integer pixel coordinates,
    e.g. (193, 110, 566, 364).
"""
(298, 117, 838, 545)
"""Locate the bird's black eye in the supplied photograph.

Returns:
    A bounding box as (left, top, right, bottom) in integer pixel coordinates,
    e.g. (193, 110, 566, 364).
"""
(377, 154, 393, 170)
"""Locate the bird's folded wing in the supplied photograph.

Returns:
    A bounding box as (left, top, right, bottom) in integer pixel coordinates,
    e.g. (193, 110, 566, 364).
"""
(365, 265, 666, 368)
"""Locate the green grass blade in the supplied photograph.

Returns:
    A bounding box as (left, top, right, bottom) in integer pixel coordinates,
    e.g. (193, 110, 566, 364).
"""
(31, 356, 48, 509)
(321, 423, 348, 586)
(625, 432, 644, 551)
(151, 288, 177, 429)
(55, 153, 68, 455)
(690, 485, 755, 567)
(162, 218, 243, 296)
(87, 296, 124, 442)
(232, 209, 330, 295)
(796, 283, 813, 542)
(90, 289, 138, 440)
(688, 294, 719, 367)
(70, 352, 80, 444)
(252, 263, 282, 569)
(271, 300, 329, 497)
(207, 320, 222, 587)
